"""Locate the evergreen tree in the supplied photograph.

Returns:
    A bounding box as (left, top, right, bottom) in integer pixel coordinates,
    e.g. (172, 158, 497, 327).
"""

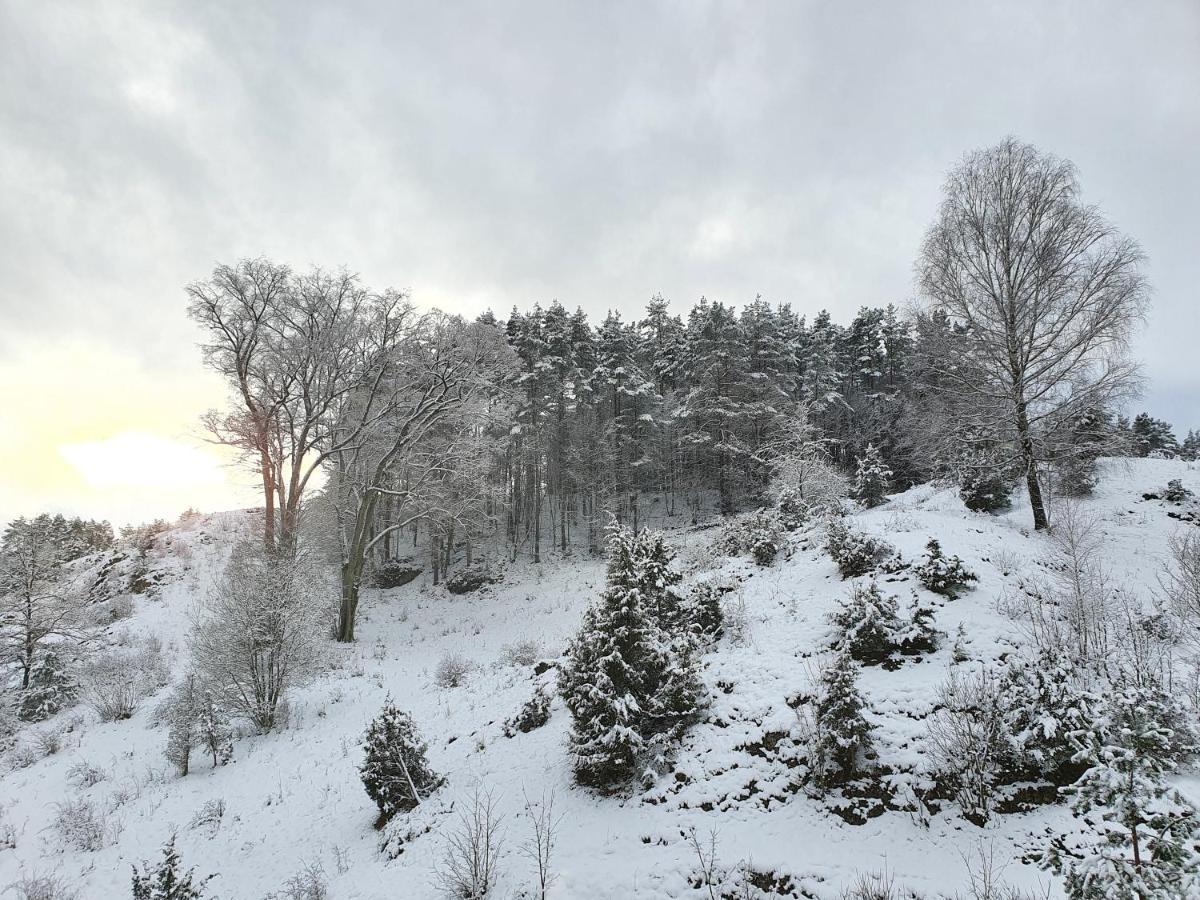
(1180, 429, 1200, 462)
(830, 581, 901, 664)
(559, 528, 659, 789)
(1043, 682, 1200, 899)
(851, 444, 891, 508)
(896, 591, 939, 654)
(808, 650, 874, 792)
(914, 539, 977, 597)
(131, 835, 214, 900)
(1131, 413, 1179, 458)
(16, 648, 76, 722)
(360, 702, 443, 825)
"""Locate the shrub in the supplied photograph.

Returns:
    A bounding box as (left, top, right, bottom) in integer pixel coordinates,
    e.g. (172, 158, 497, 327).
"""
(79, 640, 167, 723)
(926, 670, 1009, 825)
(66, 760, 106, 789)
(5, 873, 79, 900)
(163, 676, 232, 776)
(1162, 478, 1194, 504)
(435, 789, 504, 900)
(51, 797, 116, 852)
(806, 650, 874, 792)
(360, 702, 443, 826)
(718, 509, 785, 565)
(825, 521, 893, 579)
(914, 539, 977, 597)
(17, 651, 77, 722)
(960, 464, 1012, 513)
(374, 559, 422, 589)
(829, 581, 901, 665)
(131, 834, 214, 899)
(775, 487, 809, 530)
(270, 861, 328, 900)
(681, 581, 725, 641)
(434, 654, 474, 688)
(499, 639, 541, 667)
(503, 685, 551, 737)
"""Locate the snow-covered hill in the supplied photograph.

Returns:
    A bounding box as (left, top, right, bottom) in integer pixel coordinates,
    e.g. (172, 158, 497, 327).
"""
(2, 459, 1198, 899)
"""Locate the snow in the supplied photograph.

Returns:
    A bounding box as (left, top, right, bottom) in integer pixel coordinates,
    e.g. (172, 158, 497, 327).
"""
(2, 458, 1197, 899)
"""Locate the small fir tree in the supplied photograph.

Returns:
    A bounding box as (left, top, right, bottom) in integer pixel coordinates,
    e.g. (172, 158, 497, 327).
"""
(360, 702, 443, 826)
(829, 581, 901, 665)
(131, 834, 214, 900)
(808, 650, 874, 792)
(852, 444, 891, 508)
(896, 591, 939, 654)
(194, 692, 232, 769)
(914, 539, 977, 598)
(1042, 682, 1200, 898)
(1000, 650, 1098, 785)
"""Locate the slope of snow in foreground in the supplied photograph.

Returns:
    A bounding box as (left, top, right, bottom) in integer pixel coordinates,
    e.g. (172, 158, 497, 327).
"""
(1, 458, 1197, 899)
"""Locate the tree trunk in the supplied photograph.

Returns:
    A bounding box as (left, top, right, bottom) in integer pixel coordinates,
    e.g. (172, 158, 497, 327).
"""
(337, 491, 379, 642)
(1016, 401, 1048, 531)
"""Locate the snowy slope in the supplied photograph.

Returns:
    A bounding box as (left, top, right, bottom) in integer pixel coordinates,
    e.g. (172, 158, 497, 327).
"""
(1, 458, 1197, 899)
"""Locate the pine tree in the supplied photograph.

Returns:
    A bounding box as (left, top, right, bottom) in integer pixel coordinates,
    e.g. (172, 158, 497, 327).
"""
(959, 452, 1012, 512)
(131, 835, 214, 900)
(1131, 413, 1179, 458)
(360, 702, 443, 826)
(851, 444, 891, 508)
(896, 591, 938, 654)
(808, 650, 874, 792)
(1181, 429, 1200, 462)
(559, 528, 658, 789)
(1000, 650, 1098, 785)
(1043, 682, 1200, 898)
(195, 691, 232, 769)
(559, 526, 705, 790)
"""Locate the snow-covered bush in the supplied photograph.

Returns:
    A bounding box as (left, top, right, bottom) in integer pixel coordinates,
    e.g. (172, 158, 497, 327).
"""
(16, 650, 76, 722)
(926, 669, 1009, 825)
(503, 684, 551, 737)
(78, 645, 162, 722)
(51, 797, 117, 852)
(270, 861, 329, 900)
(681, 581, 725, 642)
(851, 444, 892, 508)
(434, 654, 474, 688)
(190, 544, 325, 732)
(435, 789, 504, 900)
(65, 760, 106, 789)
(999, 649, 1098, 785)
(913, 539, 978, 597)
(1041, 681, 1200, 898)
(360, 702, 444, 826)
(1162, 477, 1194, 504)
(805, 650, 874, 793)
(559, 526, 705, 791)
(959, 460, 1012, 513)
(499, 639, 541, 667)
(5, 872, 79, 900)
(131, 834, 214, 899)
(825, 521, 893, 579)
(829, 581, 901, 665)
(718, 509, 785, 566)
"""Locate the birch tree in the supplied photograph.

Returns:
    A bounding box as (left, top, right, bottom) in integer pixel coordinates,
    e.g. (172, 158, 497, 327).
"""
(918, 138, 1147, 529)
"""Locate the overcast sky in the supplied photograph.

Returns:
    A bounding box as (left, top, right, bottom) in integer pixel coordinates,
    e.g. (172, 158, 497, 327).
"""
(1, 0, 1197, 524)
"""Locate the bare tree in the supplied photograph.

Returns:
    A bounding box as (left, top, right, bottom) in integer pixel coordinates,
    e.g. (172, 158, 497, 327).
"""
(187, 259, 411, 552)
(520, 788, 563, 900)
(0, 518, 87, 688)
(435, 788, 505, 900)
(918, 138, 1147, 529)
(189, 543, 326, 730)
(325, 314, 513, 642)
